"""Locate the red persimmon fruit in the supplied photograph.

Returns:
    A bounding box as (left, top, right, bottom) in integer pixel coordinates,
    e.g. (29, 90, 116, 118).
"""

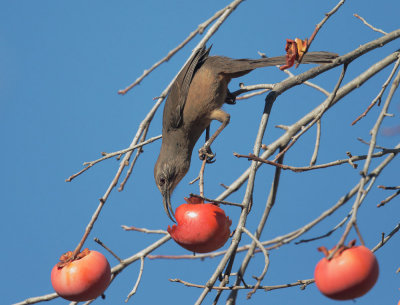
(314, 240, 379, 300)
(168, 196, 232, 253)
(51, 248, 111, 301)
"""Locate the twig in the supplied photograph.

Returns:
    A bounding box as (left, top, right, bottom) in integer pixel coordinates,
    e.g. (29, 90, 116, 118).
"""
(378, 185, 400, 190)
(125, 257, 145, 302)
(94, 238, 123, 263)
(66, 135, 162, 182)
(274, 63, 348, 161)
(119, 124, 151, 191)
(377, 190, 400, 207)
(121, 225, 168, 235)
(199, 158, 207, 197)
(227, 149, 284, 305)
(189, 194, 244, 208)
(117, 5, 228, 95)
(282, 69, 330, 96)
(296, 0, 346, 67)
(352, 55, 400, 125)
(234, 148, 399, 172)
(170, 278, 314, 291)
(12, 293, 59, 305)
(231, 84, 275, 99)
(371, 223, 400, 252)
(235, 89, 270, 100)
(295, 213, 350, 244)
(335, 69, 400, 251)
(241, 227, 269, 299)
(310, 119, 321, 166)
(354, 13, 387, 35)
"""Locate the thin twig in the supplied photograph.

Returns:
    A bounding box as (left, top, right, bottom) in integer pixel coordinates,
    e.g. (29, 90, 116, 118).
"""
(336, 69, 400, 251)
(371, 223, 400, 252)
(170, 278, 314, 291)
(236, 89, 270, 100)
(121, 225, 168, 235)
(241, 227, 270, 299)
(227, 149, 284, 305)
(199, 158, 207, 197)
(94, 238, 123, 263)
(377, 190, 400, 207)
(274, 63, 348, 161)
(66, 135, 162, 182)
(119, 124, 151, 191)
(310, 119, 321, 166)
(283, 67, 330, 96)
(189, 194, 244, 208)
(233, 148, 400, 172)
(296, 0, 346, 67)
(231, 84, 274, 99)
(295, 213, 350, 244)
(354, 13, 387, 35)
(12, 293, 59, 305)
(117, 6, 228, 95)
(125, 257, 145, 302)
(352, 55, 400, 125)
(378, 185, 400, 190)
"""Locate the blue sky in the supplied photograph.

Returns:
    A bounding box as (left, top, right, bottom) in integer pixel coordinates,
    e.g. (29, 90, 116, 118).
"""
(2, 1, 400, 304)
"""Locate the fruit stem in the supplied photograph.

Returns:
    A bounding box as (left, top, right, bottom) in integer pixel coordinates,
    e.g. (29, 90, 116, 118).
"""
(317, 246, 329, 257)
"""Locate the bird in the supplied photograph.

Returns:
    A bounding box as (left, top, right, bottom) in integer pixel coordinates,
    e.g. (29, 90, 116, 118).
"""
(154, 45, 337, 221)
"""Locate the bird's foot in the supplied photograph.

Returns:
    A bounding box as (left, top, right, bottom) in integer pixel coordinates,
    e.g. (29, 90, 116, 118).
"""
(225, 91, 236, 105)
(199, 146, 216, 163)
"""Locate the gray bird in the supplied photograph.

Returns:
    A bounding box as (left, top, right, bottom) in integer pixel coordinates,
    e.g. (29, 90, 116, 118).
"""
(154, 46, 337, 221)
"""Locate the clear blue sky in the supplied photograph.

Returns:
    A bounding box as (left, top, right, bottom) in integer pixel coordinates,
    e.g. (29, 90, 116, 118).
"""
(1, 1, 399, 304)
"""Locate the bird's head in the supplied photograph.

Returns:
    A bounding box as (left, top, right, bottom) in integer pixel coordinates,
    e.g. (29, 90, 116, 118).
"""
(154, 153, 190, 222)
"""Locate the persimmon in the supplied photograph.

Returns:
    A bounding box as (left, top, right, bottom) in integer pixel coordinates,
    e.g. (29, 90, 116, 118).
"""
(51, 248, 111, 301)
(314, 241, 379, 300)
(167, 196, 232, 253)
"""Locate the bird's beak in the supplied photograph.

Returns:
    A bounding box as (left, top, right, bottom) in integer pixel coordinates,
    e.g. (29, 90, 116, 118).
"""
(162, 189, 176, 222)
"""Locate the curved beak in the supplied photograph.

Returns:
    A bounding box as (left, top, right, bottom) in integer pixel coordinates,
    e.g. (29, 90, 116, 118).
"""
(162, 188, 176, 222)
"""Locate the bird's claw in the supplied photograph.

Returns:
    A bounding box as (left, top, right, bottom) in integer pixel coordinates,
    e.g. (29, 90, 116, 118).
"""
(225, 92, 236, 105)
(199, 146, 216, 163)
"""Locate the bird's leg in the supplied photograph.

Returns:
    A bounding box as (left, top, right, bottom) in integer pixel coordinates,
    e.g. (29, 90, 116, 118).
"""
(199, 125, 215, 163)
(199, 109, 230, 162)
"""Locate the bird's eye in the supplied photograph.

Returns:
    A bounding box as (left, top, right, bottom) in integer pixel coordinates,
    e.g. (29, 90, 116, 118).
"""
(159, 177, 166, 186)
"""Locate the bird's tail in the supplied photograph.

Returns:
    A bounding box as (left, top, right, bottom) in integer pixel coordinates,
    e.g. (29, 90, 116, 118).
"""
(239, 51, 338, 67)
(210, 51, 338, 77)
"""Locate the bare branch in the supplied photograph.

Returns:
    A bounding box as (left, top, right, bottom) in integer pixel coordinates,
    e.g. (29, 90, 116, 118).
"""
(12, 293, 59, 305)
(241, 227, 270, 299)
(117, 4, 229, 95)
(372, 223, 400, 252)
(234, 148, 400, 172)
(336, 69, 400, 250)
(310, 119, 321, 166)
(354, 13, 387, 35)
(352, 55, 400, 125)
(296, 0, 346, 67)
(125, 257, 145, 302)
(121, 225, 168, 235)
(169, 278, 314, 291)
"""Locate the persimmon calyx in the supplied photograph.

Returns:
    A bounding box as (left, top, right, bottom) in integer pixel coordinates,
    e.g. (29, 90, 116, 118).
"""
(318, 239, 358, 259)
(184, 196, 204, 205)
(56, 248, 91, 268)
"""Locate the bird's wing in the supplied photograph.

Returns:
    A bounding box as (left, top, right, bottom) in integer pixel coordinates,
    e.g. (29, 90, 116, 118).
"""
(163, 46, 211, 130)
